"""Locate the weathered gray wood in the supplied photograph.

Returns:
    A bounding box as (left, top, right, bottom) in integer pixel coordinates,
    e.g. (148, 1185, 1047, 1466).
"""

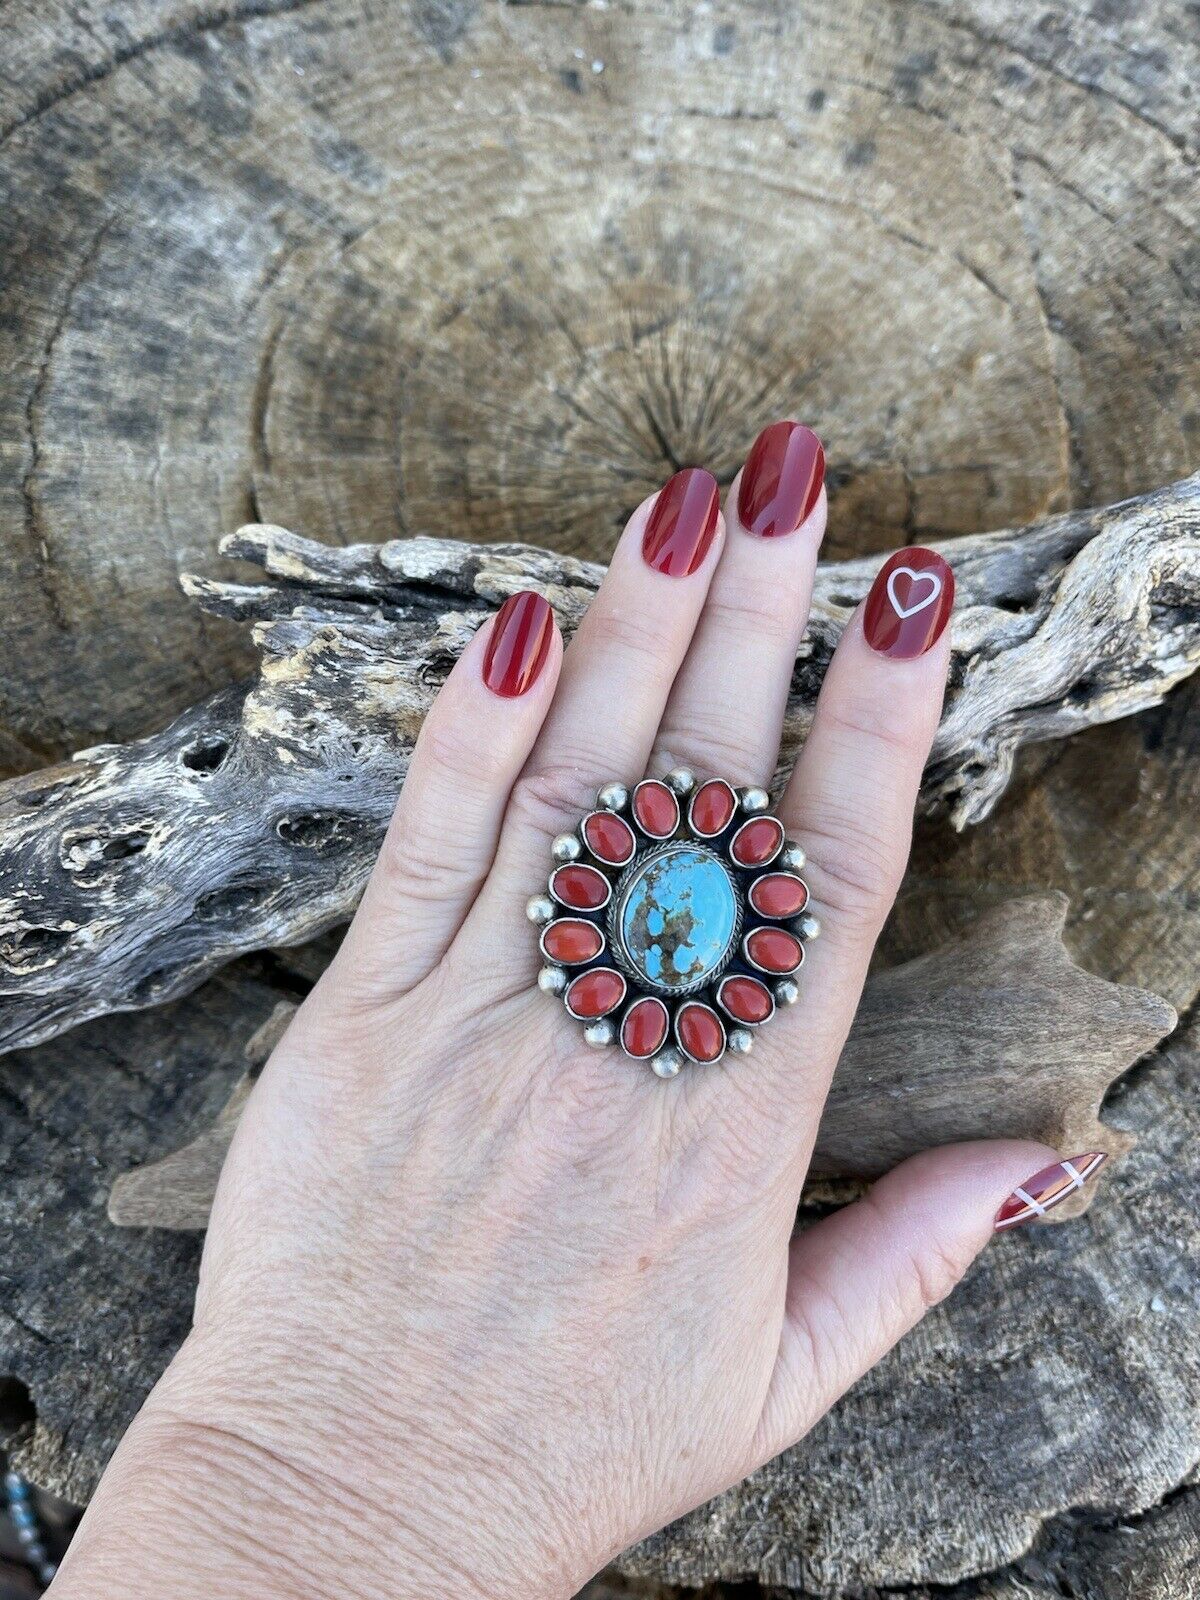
(1, 1, 1198, 1595)
(0, 963, 282, 1507)
(3, 0, 1197, 779)
(2, 477, 1198, 1061)
(107, 1001, 290, 1228)
(105, 896, 1174, 1229)
(589, 1483, 1200, 1599)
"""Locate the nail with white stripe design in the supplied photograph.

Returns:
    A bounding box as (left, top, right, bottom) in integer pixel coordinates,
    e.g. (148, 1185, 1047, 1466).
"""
(994, 1152, 1108, 1232)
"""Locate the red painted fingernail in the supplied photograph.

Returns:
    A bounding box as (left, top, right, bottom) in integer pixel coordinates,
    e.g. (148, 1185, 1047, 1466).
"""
(862, 546, 955, 659)
(482, 591, 554, 697)
(994, 1152, 1107, 1232)
(642, 468, 721, 577)
(737, 421, 825, 538)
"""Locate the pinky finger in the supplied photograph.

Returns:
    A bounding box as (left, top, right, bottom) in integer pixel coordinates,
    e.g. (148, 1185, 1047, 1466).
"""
(331, 591, 561, 1005)
(750, 1140, 1107, 1465)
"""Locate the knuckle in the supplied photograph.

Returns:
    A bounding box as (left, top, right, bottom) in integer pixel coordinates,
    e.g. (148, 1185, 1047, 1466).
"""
(652, 714, 760, 787)
(703, 592, 797, 651)
(378, 813, 477, 908)
(909, 1234, 976, 1314)
(799, 813, 906, 934)
(418, 719, 509, 790)
(819, 693, 922, 761)
(508, 761, 601, 842)
(858, 1194, 977, 1324)
(587, 606, 679, 677)
(859, 1188, 976, 1316)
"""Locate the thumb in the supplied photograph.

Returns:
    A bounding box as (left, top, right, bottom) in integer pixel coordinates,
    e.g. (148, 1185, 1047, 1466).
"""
(752, 1141, 1108, 1464)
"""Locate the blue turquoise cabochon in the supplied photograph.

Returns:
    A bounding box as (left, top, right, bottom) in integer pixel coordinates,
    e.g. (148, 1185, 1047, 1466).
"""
(617, 845, 739, 993)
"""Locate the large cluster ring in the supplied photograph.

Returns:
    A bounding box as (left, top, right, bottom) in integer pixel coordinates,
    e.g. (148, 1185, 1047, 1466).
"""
(526, 771, 818, 1077)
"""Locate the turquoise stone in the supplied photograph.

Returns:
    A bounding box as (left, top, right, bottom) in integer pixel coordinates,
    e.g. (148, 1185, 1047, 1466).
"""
(618, 846, 739, 992)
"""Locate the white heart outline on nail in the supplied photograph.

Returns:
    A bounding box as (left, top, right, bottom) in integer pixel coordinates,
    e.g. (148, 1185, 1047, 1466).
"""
(886, 566, 942, 620)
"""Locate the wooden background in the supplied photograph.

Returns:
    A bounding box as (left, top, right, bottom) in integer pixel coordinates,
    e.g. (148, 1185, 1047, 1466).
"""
(1, 1, 1198, 1595)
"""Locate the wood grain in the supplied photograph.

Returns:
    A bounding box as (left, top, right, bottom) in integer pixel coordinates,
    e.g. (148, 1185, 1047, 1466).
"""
(1, 0, 1198, 1594)
(3, 0, 1196, 780)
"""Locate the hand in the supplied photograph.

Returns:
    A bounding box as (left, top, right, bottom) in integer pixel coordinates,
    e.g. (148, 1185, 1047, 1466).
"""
(52, 426, 1091, 1600)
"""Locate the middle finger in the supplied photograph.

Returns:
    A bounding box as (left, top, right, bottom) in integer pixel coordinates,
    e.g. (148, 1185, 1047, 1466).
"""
(651, 422, 826, 790)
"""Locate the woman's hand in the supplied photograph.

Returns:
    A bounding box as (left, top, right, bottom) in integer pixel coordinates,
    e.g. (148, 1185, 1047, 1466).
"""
(52, 425, 1091, 1600)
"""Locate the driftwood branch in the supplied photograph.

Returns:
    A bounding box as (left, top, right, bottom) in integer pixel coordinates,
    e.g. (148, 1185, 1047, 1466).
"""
(1, 475, 1198, 1058)
(107, 896, 1174, 1230)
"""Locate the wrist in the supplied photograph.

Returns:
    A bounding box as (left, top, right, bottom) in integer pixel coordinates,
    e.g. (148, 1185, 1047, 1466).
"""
(51, 1404, 392, 1600)
(50, 1334, 585, 1600)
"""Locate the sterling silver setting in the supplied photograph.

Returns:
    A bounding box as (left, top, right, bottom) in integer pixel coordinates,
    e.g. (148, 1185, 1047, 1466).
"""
(528, 769, 814, 1074)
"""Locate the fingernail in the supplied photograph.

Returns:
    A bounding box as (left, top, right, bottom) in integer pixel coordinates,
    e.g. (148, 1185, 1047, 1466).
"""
(737, 421, 825, 538)
(482, 591, 555, 697)
(994, 1153, 1108, 1232)
(642, 468, 721, 577)
(863, 545, 955, 659)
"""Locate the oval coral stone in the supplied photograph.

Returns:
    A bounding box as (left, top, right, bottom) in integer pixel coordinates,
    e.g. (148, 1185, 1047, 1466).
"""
(621, 997, 669, 1058)
(582, 810, 635, 865)
(718, 975, 774, 1024)
(541, 918, 604, 965)
(748, 873, 808, 918)
(676, 1002, 726, 1063)
(550, 863, 610, 910)
(745, 926, 804, 974)
(565, 967, 627, 1018)
(633, 780, 679, 838)
(730, 816, 784, 867)
(689, 780, 737, 837)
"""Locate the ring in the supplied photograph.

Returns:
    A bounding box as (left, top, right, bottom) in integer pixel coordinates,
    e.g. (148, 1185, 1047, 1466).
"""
(526, 770, 818, 1077)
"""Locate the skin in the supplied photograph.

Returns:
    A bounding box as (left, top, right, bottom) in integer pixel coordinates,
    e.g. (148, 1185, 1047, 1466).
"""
(49, 467, 1056, 1600)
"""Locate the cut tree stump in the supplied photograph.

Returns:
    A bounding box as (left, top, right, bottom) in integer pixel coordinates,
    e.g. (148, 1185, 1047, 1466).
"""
(1, 1, 1198, 1596)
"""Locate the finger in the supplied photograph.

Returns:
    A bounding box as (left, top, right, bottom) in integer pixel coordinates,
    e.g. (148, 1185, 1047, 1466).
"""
(751, 1142, 1108, 1463)
(330, 591, 561, 1003)
(479, 469, 723, 903)
(651, 423, 826, 787)
(755, 546, 955, 1120)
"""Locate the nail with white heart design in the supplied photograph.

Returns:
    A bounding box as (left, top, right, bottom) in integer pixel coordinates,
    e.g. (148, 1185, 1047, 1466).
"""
(886, 565, 941, 618)
(864, 546, 955, 659)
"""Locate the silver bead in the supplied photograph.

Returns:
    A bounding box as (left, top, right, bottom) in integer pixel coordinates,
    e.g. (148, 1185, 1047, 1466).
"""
(552, 832, 582, 863)
(597, 781, 629, 812)
(651, 1046, 684, 1078)
(797, 911, 821, 941)
(526, 895, 555, 925)
(727, 1027, 754, 1055)
(739, 786, 770, 814)
(583, 1018, 615, 1048)
(537, 964, 567, 995)
(774, 977, 800, 1007)
(780, 841, 807, 872)
(664, 767, 695, 796)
